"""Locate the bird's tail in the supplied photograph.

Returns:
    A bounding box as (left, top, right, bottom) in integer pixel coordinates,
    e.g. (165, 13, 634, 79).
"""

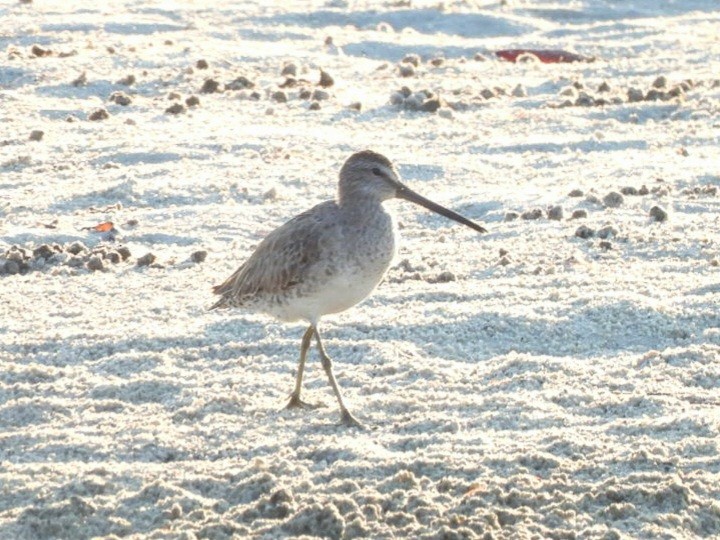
(208, 285, 227, 311)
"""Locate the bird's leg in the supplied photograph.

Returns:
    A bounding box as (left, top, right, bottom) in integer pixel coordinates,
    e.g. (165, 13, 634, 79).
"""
(313, 326, 364, 428)
(286, 325, 316, 409)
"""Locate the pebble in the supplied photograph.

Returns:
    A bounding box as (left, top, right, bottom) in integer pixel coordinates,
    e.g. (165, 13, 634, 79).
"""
(627, 87, 644, 102)
(88, 108, 110, 121)
(598, 81, 611, 92)
(29, 130, 44, 141)
(279, 77, 297, 88)
(571, 209, 588, 220)
(431, 270, 456, 283)
(480, 88, 496, 100)
(599, 241, 612, 250)
(638, 185, 650, 196)
(7, 247, 29, 262)
(67, 241, 87, 255)
(311, 89, 330, 101)
(569, 189, 584, 197)
(281, 63, 298, 77)
(575, 225, 595, 239)
(4, 260, 20, 275)
(499, 256, 511, 266)
(185, 95, 200, 107)
(645, 88, 669, 101)
(521, 208, 543, 220)
(398, 64, 415, 77)
(116, 74, 136, 86)
(429, 57, 445, 67)
(31, 44, 52, 57)
(309, 101, 321, 110)
(649, 205, 668, 222)
(86, 256, 104, 272)
(67, 256, 84, 268)
(109, 91, 132, 106)
(575, 92, 595, 107)
(271, 91, 288, 103)
(511, 84, 527, 97)
(200, 79, 221, 93)
(33, 244, 54, 259)
(585, 194, 602, 207)
(402, 54, 420, 67)
(652, 75, 667, 89)
(603, 191, 624, 208)
(165, 103, 186, 115)
(136, 253, 156, 267)
(597, 225, 618, 239)
(348, 102, 362, 111)
(473, 52, 487, 61)
(117, 246, 132, 260)
(168, 92, 181, 100)
(196, 59, 209, 69)
(668, 86, 684, 98)
(504, 211, 519, 221)
(312, 89, 330, 101)
(390, 91, 405, 106)
(191, 250, 208, 263)
(420, 96, 441, 112)
(227, 76, 255, 90)
(72, 71, 88, 87)
(104, 251, 121, 264)
(547, 205, 564, 220)
(318, 69, 334, 88)
(620, 186, 638, 196)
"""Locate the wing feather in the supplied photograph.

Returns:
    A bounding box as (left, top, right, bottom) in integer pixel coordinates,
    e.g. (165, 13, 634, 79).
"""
(210, 201, 336, 310)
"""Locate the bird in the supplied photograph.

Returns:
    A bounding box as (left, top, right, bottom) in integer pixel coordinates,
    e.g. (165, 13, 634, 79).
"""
(210, 150, 486, 427)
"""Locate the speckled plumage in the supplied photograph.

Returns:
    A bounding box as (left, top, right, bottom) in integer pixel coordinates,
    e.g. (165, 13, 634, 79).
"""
(211, 150, 486, 427)
(210, 197, 396, 323)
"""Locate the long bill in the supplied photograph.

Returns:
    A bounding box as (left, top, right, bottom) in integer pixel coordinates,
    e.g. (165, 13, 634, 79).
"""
(396, 185, 488, 234)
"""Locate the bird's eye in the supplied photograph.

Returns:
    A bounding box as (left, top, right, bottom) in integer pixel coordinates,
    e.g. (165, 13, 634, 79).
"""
(371, 167, 382, 177)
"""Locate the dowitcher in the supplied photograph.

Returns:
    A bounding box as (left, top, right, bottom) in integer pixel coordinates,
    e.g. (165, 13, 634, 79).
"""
(211, 150, 486, 427)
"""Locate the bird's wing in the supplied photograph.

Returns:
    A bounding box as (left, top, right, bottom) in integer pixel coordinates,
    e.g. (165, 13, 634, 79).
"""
(210, 201, 337, 309)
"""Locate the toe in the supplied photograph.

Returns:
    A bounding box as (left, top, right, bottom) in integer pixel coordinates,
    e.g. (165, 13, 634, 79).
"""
(285, 395, 317, 410)
(340, 409, 364, 429)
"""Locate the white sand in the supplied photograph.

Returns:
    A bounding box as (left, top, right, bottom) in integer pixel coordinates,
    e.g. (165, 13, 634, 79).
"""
(2, 0, 720, 538)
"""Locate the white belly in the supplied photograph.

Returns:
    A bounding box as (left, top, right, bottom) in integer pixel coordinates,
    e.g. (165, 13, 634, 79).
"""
(270, 264, 389, 323)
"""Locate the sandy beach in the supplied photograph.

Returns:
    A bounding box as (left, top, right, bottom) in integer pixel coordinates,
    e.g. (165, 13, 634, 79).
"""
(1, 1, 720, 538)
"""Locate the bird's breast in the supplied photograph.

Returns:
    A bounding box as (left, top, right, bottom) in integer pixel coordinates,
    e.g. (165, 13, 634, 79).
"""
(344, 207, 397, 277)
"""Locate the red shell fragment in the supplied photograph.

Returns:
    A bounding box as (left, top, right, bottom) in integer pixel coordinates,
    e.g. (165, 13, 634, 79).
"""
(83, 221, 115, 232)
(495, 49, 591, 63)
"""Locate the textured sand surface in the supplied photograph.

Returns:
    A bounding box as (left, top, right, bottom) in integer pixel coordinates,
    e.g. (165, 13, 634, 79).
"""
(1, 1, 720, 538)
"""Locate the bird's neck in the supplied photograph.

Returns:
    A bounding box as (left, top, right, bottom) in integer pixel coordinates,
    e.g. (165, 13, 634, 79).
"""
(338, 192, 388, 225)
(337, 189, 384, 209)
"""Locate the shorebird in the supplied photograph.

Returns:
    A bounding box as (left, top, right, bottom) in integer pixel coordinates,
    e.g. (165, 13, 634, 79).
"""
(211, 150, 486, 427)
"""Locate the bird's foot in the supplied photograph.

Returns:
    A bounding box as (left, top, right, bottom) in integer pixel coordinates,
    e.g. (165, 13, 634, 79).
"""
(339, 409, 364, 429)
(285, 394, 318, 410)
